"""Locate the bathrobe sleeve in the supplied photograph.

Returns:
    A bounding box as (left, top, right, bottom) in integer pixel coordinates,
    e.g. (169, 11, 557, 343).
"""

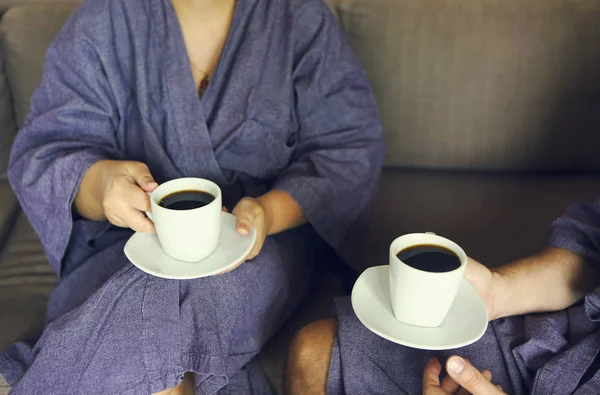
(548, 198, 600, 270)
(7, 25, 120, 275)
(273, 0, 386, 265)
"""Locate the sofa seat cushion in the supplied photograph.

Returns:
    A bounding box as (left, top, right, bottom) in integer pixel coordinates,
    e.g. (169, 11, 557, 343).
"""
(0, 211, 55, 352)
(0, 374, 7, 395)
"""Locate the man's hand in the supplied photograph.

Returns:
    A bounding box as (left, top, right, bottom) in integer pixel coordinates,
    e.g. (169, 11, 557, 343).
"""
(464, 257, 503, 321)
(422, 357, 506, 395)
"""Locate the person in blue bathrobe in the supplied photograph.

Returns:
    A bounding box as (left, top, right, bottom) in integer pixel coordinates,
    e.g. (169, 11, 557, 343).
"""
(0, 0, 386, 393)
(286, 198, 600, 395)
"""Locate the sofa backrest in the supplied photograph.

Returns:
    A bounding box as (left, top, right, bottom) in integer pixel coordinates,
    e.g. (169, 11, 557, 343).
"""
(331, 0, 600, 171)
(0, 1, 79, 179)
(1, 0, 600, 175)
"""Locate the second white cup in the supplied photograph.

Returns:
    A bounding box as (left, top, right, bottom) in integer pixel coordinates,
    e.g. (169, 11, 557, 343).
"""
(389, 233, 467, 327)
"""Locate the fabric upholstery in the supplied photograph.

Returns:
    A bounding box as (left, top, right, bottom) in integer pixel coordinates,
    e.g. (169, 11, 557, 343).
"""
(0, 4, 78, 127)
(0, 182, 18, 246)
(0, 2, 80, 179)
(0, 48, 15, 180)
(0, 0, 78, 11)
(0, 211, 55, 352)
(0, 374, 7, 395)
(336, 0, 600, 170)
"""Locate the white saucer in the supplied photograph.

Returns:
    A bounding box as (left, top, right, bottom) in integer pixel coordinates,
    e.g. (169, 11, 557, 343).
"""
(124, 212, 257, 280)
(351, 265, 488, 350)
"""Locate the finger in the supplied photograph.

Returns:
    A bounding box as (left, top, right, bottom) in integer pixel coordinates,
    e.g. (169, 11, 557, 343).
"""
(422, 357, 442, 391)
(232, 199, 258, 235)
(245, 240, 260, 261)
(246, 228, 266, 260)
(496, 385, 504, 392)
(126, 183, 152, 212)
(440, 374, 459, 393)
(443, 357, 471, 393)
(126, 162, 158, 191)
(447, 357, 502, 395)
(106, 212, 127, 228)
(482, 370, 492, 382)
(245, 249, 258, 261)
(222, 207, 229, 212)
(119, 207, 156, 233)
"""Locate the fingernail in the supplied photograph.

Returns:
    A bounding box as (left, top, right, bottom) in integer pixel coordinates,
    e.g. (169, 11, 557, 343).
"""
(238, 225, 249, 235)
(448, 357, 465, 375)
(148, 181, 158, 188)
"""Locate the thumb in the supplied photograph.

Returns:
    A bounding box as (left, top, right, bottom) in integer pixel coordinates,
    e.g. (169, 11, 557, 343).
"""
(447, 357, 503, 395)
(127, 162, 158, 192)
(232, 199, 256, 236)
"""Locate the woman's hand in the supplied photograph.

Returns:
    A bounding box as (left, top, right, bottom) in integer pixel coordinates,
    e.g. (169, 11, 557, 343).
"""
(422, 357, 506, 395)
(76, 160, 158, 233)
(232, 197, 269, 260)
(217, 190, 304, 275)
(100, 161, 158, 233)
(216, 197, 269, 275)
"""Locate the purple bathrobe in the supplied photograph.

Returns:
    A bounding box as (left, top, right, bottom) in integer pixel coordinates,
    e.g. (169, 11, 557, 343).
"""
(0, 0, 385, 393)
(328, 200, 600, 395)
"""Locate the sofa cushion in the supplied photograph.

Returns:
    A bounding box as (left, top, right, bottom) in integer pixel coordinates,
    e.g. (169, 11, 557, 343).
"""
(0, 47, 16, 181)
(0, 181, 17, 247)
(0, 211, 55, 352)
(0, 3, 78, 128)
(0, 374, 7, 395)
(335, 0, 600, 171)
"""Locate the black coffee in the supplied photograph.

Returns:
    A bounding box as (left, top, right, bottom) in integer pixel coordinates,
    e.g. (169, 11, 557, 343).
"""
(158, 190, 215, 210)
(396, 245, 461, 273)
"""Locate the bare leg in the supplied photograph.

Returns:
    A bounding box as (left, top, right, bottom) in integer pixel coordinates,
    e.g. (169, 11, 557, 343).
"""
(152, 372, 194, 395)
(284, 319, 337, 395)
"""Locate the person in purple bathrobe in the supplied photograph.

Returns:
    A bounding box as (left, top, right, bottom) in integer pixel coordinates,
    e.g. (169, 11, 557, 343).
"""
(286, 198, 600, 395)
(0, 0, 386, 393)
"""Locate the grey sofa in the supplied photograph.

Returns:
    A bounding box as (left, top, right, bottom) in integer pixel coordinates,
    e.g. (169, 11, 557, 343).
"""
(2, 0, 600, 394)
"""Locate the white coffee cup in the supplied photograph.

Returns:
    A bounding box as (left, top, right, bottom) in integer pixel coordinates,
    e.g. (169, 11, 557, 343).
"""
(389, 233, 467, 327)
(146, 178, 222, 262)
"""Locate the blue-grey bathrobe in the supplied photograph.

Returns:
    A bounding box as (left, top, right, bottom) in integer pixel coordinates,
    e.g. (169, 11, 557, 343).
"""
(0, 0, 386, 393)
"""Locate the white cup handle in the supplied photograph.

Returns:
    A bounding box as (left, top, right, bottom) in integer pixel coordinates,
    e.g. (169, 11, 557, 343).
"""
(146, 192, 154, 222)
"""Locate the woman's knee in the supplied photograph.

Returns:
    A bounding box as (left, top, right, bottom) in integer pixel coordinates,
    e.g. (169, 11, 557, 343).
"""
(288, 318, 338, 368)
